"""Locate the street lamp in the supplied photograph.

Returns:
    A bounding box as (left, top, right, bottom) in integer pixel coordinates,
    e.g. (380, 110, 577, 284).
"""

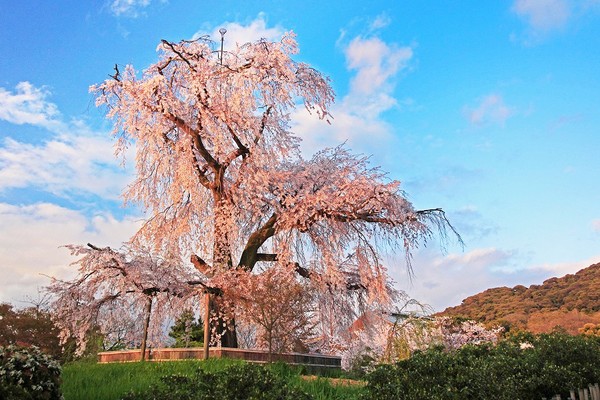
(219, 28, 227, 65)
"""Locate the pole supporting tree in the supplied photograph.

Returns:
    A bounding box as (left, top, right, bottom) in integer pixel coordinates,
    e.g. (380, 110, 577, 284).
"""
(140, 296, 152, 361)
(203, 291, 210, 359)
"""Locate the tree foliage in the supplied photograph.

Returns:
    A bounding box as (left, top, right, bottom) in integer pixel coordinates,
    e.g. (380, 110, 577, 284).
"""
(0, 303, 63, 360)
(362, 332, 600, 400)
(344, 314, 501, 375)
(231, 267, 316, 356)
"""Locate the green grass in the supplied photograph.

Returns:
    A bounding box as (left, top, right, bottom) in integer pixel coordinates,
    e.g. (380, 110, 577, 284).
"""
(61, 359, 364, 400)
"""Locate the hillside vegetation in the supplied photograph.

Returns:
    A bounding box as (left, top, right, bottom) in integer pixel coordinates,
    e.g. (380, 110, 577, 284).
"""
(441, 263, 600, 334)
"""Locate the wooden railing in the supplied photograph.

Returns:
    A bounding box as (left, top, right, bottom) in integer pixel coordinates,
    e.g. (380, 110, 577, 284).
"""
(98, 347, 341, 370)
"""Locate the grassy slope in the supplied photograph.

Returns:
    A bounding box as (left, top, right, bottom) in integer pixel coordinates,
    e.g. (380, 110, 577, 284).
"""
(61, 359, 364, 400)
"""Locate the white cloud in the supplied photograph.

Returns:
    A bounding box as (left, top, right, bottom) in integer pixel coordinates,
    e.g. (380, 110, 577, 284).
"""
(345, 36, 412, 98)
(110, 0, 151, 17)
(0, 132, 132, 200)
(391, 244, 600, 312)
(0, 202, 141, 304)
(194, 13, 285, 47)
(0, 82, 63, 131)
(528, 255, 600, 278)
(464, 94, 513, 126)
(512, 0, 571, 32)
(593, 219, 600, 232)
(391, 247, 521, 311)
(0, 82, 133, 200)
(369, 13, 392, 31)
(295, 34, 413, 156)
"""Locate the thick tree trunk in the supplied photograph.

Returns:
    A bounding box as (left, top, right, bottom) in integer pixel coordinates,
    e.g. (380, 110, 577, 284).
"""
(211, 200, 239, 348)
(211, 302, 238, 348)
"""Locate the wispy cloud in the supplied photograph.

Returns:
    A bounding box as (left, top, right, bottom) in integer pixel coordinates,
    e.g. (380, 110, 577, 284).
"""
(529, 255, 600, 277)
(0, 133, 131, 200)
(512, 0, 571, 32)
(393, 245, 600, 311)
(592, 219, 600, 232)
(369, 13, 392, 31)
(0, 202, 141, 303)
(0, 82, 63, 131)
(109, 0, 153, 18)
(463, 94, 513, 127)
(510, 0, 600, 43)
(345, 36, 412, 99)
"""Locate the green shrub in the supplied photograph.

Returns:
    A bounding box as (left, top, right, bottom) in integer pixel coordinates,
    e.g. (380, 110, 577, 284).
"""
(122, 362, 313, 400)
(0, 345, 63, 400)
(362, 332, 600, 400)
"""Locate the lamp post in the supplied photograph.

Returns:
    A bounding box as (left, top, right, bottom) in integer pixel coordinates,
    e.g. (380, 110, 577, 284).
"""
(219, 28, 227, 65)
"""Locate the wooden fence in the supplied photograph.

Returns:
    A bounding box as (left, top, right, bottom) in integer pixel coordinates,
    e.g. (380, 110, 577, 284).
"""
(545, 383, 600, 400)
(98, 347, 341, 371)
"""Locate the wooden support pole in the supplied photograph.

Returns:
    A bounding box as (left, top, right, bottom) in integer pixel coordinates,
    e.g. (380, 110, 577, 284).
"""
(140, 296, 153, 361)
(203, 291, 210, 360)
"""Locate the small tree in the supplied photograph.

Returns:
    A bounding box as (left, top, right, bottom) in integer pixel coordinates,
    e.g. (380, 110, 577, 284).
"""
(168, 309, 204, 347)
(47, 244, 202, 357)
(231, 267, 316, 359)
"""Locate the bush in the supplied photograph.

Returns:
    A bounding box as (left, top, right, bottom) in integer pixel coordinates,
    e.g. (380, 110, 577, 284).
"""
(0, 345, 63, 400)
(122, 362, 313, 400)
(362, 332, 600, 400)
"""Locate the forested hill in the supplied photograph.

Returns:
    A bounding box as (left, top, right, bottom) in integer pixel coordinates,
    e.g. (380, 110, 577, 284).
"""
(440, 263, 600, 334)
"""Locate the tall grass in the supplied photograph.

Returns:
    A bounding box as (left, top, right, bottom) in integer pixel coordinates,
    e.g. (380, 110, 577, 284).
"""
(62, 358, 242, 400)
(61, 359, 364, 400)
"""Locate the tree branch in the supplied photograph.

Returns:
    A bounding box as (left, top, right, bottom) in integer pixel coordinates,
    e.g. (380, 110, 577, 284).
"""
(238, 213, 278, 270)
(190, 254, 212, 276)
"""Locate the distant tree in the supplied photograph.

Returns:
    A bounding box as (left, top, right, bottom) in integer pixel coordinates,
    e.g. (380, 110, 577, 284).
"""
(168, 309, 204, 347)
(91, 32, 458, 348)
(47, 244, 202, 357)
(0, 302, 70, 360)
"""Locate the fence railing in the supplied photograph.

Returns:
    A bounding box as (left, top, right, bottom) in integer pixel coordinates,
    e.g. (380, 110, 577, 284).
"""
(545, 383, 600, 400)
(98, 347, 341, 371)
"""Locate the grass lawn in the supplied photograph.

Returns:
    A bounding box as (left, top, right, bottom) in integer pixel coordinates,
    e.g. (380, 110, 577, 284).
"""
(61, 359, 364, 400)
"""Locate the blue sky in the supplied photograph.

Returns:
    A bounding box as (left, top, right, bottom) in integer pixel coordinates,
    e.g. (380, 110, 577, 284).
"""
(1, 0, 599, 311)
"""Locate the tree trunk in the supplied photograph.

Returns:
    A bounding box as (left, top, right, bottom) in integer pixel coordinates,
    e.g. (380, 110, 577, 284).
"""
(211, 200, 239, 348)
(213, 311, 238, 348)
(140, 297, 152, 361)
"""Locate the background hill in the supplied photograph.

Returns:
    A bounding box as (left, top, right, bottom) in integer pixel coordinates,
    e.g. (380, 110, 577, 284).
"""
(440, 263, 600, 334)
